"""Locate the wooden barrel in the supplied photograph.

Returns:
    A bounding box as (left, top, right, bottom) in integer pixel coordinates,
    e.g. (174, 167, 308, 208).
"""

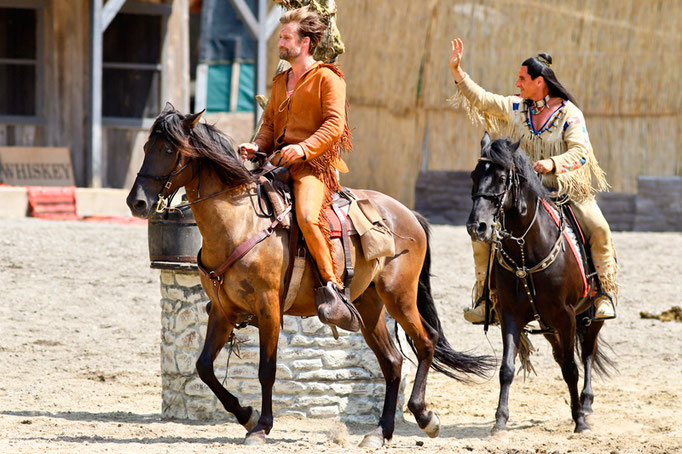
(148, 207, 202, 270)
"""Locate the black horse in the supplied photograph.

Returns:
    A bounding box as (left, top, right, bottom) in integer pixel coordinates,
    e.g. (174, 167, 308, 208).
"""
(467, 133, 614, 433)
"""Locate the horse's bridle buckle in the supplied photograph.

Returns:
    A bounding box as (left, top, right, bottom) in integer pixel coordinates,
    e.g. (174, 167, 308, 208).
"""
(155, 194, 169, 213)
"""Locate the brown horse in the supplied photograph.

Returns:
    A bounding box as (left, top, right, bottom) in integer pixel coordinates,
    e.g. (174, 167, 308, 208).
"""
(466, 133, 614, 434)
(126, 105, 492, 446)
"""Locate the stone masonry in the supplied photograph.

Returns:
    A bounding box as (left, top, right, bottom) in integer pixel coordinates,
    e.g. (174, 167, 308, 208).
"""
(159, 270, 410, 425)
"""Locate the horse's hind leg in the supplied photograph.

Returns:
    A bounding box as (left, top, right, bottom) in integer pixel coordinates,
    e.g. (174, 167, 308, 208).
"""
(195, 308, 257, 431)
(578, 320, 604, 415)
(493, 312, 522, 434)
(378, 284, 440, 437)
(355, 286, 403, 448)
(545, 312, 589, 433)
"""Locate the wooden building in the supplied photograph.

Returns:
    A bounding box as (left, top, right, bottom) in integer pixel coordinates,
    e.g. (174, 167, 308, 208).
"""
(0, 0, 189, 188)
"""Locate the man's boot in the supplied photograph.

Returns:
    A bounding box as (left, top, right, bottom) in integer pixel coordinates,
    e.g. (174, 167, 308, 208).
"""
(463, 280, 495, 324)
(316, 281, 361, 332)
(593, 279, 617, 320)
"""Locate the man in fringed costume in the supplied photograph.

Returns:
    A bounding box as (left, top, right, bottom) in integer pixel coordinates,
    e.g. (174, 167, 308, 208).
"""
(448, 38, 617, 323)
(239, 7, 356, 330)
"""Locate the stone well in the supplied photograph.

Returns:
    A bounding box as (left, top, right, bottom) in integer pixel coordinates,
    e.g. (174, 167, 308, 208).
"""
(158, 269, 410, 425)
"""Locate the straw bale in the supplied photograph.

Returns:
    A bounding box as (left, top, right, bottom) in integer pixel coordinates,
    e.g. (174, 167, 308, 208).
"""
(587, 115, 682, 193)
(422, 109, 482, 172)
(340, 106, 425, 207)
(335, 0, 436, 114)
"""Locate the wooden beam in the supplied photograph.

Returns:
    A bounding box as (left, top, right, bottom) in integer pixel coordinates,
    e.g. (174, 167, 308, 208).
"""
(265, 5, 282, 39)
(228, 0, 258, 39)
(102, 0, 127, 30)
(89, 0, 104, 187)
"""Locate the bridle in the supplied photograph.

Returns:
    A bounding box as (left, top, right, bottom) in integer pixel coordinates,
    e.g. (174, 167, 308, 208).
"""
(471, 157, 516, 220)
(136, 135, 195, 213)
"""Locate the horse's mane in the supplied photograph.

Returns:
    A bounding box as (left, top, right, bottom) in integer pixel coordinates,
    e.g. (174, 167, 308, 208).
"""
(151, 107, 252, 187)
(483, 139, 550, 201)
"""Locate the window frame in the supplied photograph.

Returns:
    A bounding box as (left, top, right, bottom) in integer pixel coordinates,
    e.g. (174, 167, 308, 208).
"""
(0, 0, 46, 125)
(101, 1, 171, 129)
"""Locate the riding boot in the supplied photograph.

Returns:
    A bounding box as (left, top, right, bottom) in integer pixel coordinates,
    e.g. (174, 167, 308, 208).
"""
(315, 280, 361, 332)
(463, 280, 497, 325)
(593, 276, 617, 320)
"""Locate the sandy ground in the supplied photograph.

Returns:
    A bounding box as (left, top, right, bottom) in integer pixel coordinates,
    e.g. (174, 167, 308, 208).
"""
(0, 218, 680, 453)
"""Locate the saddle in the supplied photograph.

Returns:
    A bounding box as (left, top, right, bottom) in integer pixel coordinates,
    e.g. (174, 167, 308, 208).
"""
(255, 167, 394, 318)
(548, 194, 601, 314)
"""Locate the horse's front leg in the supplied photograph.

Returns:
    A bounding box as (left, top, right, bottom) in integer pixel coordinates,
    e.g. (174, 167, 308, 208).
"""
(244, 291, 281, 445)
(195, 306, 258, 431)
(493, 311, 521, 435)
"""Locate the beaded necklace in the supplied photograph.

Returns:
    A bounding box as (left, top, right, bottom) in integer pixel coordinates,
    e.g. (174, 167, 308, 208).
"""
(525, 101, 565, 136)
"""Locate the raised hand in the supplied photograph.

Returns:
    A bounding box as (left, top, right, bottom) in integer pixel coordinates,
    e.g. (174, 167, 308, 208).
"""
(449, 39, 465, 83)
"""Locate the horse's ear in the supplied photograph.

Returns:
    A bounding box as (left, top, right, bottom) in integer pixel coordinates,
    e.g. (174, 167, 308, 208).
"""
(163, 101, 175, 112)
(510, 139, 522, 153)
(183, 109, 205, 129)
(481, 131, 491, 150)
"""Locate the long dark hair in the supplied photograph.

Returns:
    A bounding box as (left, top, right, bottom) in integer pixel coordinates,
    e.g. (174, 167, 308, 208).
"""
(522, 53, 578, 106)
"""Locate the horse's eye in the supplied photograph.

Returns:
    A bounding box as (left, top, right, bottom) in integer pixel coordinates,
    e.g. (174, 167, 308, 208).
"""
(164, 147, 173, 154)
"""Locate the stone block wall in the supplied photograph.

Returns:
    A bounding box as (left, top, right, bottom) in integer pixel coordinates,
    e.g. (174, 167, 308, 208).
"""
(159, 270, 410, 425)
(414, 171, 681, 232)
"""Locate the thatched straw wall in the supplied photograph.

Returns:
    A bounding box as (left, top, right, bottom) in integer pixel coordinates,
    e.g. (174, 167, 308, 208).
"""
(267, 0, 682, 206)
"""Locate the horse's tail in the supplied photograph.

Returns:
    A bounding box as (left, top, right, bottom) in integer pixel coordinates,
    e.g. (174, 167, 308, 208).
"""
(576, 323, 617, 377)
(399, 211, 495, 382)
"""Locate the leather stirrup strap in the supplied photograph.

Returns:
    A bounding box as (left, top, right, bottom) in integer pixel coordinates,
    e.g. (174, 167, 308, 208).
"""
(280, 210, 300, 323)
(331, 203, 354, 301)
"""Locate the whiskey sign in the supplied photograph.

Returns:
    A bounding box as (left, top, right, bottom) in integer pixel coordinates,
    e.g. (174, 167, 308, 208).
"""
(0, 147, 75, 186)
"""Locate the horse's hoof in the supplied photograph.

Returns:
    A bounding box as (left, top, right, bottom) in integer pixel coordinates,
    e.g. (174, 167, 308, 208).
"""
(244, 431, 266, 445)
(491, 427, 508, 437)
(574, 424, 592, 434)
(422, 411, 441, 438)
(242, 409, 260, 432)
(358, 433, 384, 448)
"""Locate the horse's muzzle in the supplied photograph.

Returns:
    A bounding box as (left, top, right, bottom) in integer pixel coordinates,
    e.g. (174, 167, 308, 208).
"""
(466, 221, 491, 242)
(126, 184, 154, 219)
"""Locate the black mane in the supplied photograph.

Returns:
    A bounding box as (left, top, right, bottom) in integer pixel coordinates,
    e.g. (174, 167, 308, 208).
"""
(151, 107, 252, 187)
(482, 139, 549, 201)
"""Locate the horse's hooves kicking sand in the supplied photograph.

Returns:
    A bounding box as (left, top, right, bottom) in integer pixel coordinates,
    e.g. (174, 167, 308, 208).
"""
(420, 411, 441, 438)
(359, 428, 386, 448)
(244, 430, 266, 445)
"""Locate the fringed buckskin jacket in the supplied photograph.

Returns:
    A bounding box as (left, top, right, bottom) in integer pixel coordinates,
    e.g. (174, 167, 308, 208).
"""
(452, 73, 608, 202)
(254, 61, 352, 194)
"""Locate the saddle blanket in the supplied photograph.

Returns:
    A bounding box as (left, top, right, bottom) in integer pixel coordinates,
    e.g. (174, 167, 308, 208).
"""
(540, 199, 589, 297)
(324, 200, 353, 238)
